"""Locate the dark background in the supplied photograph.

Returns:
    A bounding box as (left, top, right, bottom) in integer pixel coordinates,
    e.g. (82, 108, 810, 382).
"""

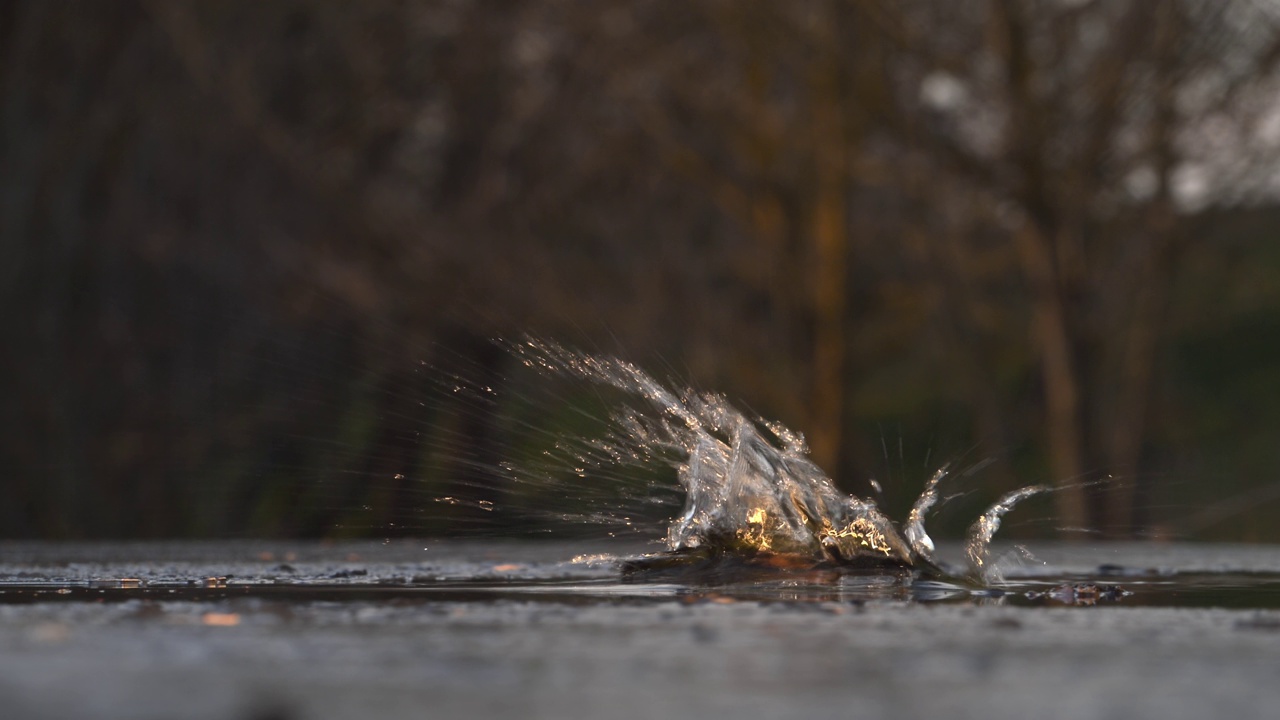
(5, 0, 1280, 542)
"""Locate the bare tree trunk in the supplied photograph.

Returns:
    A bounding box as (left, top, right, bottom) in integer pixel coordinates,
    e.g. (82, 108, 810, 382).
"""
(1104, 202, 1177, 536)
(808, 66, 847, 475)
(1037, 292, 1088, 530)
(1015, 224, 1088, 531)
(1101, 1, 1183, 537)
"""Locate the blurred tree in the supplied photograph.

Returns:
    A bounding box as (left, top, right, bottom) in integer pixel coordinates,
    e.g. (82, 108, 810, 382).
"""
(864, 0, 1280, 534)
(5, 0, 1280, 540)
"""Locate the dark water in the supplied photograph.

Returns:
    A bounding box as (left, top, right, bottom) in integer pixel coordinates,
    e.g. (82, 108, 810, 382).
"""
(1093, 573, 1280, 610)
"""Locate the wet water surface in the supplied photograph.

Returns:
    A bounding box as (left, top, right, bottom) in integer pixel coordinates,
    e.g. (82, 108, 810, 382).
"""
(5, 574, 1280, 610)
(3, 540, 1279, 610)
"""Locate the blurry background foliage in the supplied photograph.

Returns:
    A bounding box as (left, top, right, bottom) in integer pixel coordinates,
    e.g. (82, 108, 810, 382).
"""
(5, 0, 1280, 542)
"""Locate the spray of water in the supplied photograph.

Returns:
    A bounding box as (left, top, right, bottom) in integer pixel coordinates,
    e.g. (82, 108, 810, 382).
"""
(964, 485, 1048, 581)
(904, 464, 949, 562)
(506, 338, 1046, 581)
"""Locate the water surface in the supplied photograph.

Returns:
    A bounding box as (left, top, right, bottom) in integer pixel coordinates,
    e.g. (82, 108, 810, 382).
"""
(3, 539, 1278, 610)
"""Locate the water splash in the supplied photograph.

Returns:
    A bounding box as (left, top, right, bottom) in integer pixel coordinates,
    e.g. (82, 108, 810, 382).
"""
(965, 485, 1048, 582)
(904, 464, 948, 563)
(506, 338, 1043, 581)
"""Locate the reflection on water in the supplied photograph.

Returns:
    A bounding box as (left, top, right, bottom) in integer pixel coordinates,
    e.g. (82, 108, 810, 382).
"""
(4, 531, 1280, 615)
(5, 574, 1280, 609)
(4, 556, 1280, 610)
